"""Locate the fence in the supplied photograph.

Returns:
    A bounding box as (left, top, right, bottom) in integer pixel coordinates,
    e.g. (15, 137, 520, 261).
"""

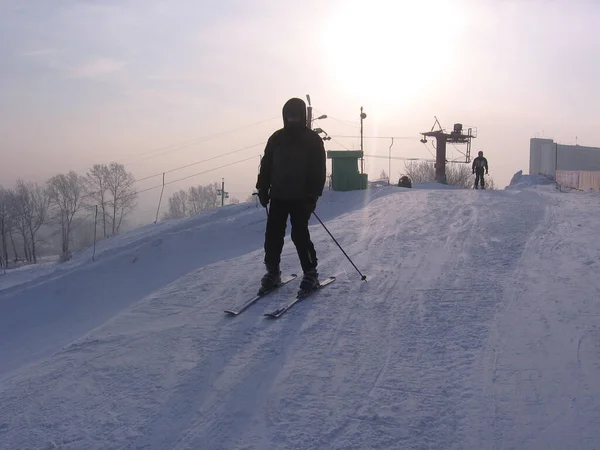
(556, 170, 600, 192)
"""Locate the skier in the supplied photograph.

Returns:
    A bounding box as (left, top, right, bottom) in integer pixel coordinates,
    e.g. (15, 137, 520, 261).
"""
(256, 97, 327, 293)
(472, 150, 489, 189)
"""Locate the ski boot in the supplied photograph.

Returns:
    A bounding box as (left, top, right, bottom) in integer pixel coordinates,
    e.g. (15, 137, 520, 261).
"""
(259, 264, 281, 294)
(299, 268, 319, 295)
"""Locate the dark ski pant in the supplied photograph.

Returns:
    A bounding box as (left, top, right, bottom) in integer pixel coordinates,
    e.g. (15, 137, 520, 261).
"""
(264, 199, 317, 272)
(474, 169, 486, 188)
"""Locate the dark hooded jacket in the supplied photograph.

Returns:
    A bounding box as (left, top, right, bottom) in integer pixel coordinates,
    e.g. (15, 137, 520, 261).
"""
(472, 155, 488, 173)
(256, 98, 326, 201)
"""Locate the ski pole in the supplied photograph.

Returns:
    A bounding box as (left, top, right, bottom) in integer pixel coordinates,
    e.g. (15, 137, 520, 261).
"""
(312, 212, 367, 282)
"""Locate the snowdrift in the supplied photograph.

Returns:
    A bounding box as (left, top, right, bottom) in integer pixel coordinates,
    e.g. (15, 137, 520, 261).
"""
(505, 169, 555, 190)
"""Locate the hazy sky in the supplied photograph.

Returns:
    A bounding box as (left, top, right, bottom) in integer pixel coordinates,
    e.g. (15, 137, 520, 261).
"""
(2, 0, 600, 220)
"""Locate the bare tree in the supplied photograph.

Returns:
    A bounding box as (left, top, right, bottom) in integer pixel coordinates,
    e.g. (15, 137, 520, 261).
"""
(27, 182, 49, 263)
(104, 162, 137, 235)
(379, 169, 389, 183)
(69, 216, 96, 251)
(47, 171, 88, 261)
(404, 161, 435, 183)
(164, 189, 189, 219)
(10, 187, 31, 262)
(163, 182, 221, 220)
(0, 187, 9, 268)
(404, 161, 479, 189)
(1, 189, 20, 263)
(205, 183, 220, 209)
(12, 180, 49, 263)
(446, 163, 473, 189)
(86, 164, 110, 238)
(188, 182, 219, 214)
(5, 191, 20, 263)
(483, 176, 497, 190)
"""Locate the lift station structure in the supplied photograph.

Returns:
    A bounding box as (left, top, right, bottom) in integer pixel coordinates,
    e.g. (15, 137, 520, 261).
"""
(420, 117, 477, 183)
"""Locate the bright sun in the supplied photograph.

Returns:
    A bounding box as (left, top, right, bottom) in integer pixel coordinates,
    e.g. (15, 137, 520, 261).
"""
(322, 0, 466, 107)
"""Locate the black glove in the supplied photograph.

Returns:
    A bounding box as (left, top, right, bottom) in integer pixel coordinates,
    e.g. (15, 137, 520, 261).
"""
(306, 197, 317, 215)
(258, 190, 269, 208)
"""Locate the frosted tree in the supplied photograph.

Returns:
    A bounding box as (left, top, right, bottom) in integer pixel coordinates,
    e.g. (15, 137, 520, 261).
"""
(162, 182, 221, 219)
(105, 162, 137, 235)
(47, 171, 88, 261)
(404, 161, 487, 189)
(86, 164, 110, 238)
(12, 180, 49, 263)
(1, 188, 19, 263)
(164, 189, 189, 219)
(379, 169, 389, 183)
(404, 161, 435, 183)
(0, 187, 10, 268)
(445, 164, 473, 189)
(188, 182, 219, 214)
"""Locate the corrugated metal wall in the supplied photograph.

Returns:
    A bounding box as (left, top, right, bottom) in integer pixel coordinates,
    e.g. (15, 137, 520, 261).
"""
(530, 139, 600, 180)
(556, 170, 600, 191)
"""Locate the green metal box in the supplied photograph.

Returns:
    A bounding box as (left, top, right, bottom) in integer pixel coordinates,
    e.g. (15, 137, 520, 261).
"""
(327, 150, 367, 191)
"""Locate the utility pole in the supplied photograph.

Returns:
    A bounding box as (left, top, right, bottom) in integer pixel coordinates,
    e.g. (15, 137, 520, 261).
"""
(388, 137, 394, 186)
(360, 106, 367, 173)
(216, 178, 229, 206)
(306, 94, 312, 130)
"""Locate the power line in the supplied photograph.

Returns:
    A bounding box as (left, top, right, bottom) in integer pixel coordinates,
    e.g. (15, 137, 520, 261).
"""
(313, 109, 360, 128)
(450, 142, 467, 159)
(422, 141, 437, 159)
(163, 155, 259, 187)
(119, 117, 278, 166)
(134, 141, 266, 183)
(134, 154, 260, 197)
(363, 154, 434, 162)
(330, 138, 351, 150)
(331, 135, 420, 140)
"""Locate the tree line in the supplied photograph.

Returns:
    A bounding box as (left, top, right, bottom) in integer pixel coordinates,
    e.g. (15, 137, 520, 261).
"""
(0, 162, 136, 267)
(398, 161, 496, 189)
(162, 182, 240, 220)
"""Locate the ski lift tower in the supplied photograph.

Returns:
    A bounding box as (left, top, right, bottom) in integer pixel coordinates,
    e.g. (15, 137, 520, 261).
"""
(420, 117, 477, 184)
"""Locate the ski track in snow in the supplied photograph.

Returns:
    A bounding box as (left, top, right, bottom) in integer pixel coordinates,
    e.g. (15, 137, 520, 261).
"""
(0, 183, 599, 449)
(477, 191, 600, 449)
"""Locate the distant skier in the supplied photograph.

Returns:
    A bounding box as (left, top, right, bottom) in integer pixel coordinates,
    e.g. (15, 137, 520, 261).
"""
(256, 97, 327, 293)
(472, 150, 489, 189)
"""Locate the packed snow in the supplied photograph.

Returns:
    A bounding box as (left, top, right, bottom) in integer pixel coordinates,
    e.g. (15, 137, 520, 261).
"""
(1, 175, 599, 449)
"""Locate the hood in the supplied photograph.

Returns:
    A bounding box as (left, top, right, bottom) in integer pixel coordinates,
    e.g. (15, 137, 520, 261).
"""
(282, 97, 307, 129)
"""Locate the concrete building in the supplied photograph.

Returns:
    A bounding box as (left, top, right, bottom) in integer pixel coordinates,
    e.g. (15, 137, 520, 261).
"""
(530, 138, 600, 179)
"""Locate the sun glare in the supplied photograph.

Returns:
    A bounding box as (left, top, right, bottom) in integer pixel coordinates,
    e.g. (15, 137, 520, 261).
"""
(322, 0, 467, 108)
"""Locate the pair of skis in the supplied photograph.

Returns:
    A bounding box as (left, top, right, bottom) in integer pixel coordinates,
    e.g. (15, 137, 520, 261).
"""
(224, 274, 335, 318)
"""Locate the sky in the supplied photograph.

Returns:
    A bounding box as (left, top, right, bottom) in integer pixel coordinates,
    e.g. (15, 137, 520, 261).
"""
(2, 0, 600, 221)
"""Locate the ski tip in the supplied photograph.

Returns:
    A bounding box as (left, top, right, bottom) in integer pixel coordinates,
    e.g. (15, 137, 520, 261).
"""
(224, 310, 239, 316)
(264, 309, 283, 318)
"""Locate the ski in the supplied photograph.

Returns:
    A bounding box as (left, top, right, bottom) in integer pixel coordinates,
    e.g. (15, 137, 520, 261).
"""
(224, 274, 297, 316)
(264, 276, 336, 319)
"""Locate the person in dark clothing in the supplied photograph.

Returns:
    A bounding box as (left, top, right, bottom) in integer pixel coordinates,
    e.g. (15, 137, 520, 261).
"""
(472, 150, 489, 189)
(256, 97, 327, 293)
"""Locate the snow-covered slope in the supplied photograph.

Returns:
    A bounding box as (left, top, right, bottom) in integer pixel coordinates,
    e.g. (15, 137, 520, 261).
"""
(0, 186, 395, 377)
(1, 176, 599, 449)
